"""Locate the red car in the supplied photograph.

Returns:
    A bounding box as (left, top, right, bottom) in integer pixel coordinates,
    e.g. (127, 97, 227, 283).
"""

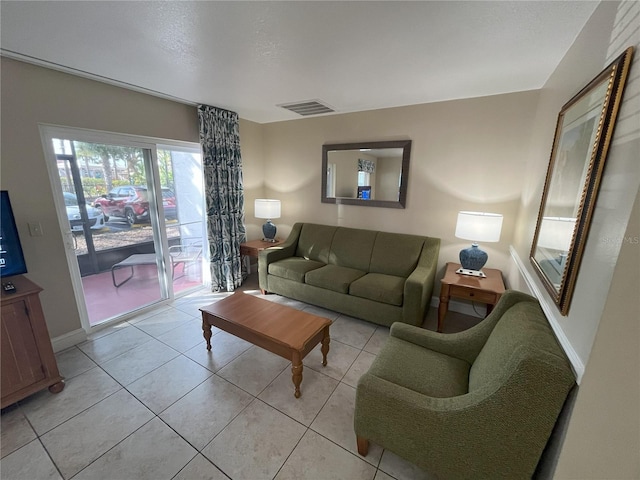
(94, 186, 176, 225)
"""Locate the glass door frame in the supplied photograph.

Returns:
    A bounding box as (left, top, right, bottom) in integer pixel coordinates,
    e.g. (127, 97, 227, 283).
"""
(39, 124, 202, 333)
(157, 143, 210, 289)
(56, 150, 101, 274)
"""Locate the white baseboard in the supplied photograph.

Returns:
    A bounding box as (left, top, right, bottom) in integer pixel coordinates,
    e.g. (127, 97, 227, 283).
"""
(509, 245, 585, 383)
(51, 328, 87, 353)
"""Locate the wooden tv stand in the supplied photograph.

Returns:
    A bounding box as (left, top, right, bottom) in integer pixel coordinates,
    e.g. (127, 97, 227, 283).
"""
(1, 275, 64, 409)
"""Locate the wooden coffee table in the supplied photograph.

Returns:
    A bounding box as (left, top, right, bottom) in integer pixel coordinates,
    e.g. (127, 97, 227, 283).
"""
(200, 293, 331, 398)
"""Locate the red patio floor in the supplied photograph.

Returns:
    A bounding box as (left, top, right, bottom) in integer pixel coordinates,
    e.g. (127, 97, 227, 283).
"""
(82, 263, 204, 326)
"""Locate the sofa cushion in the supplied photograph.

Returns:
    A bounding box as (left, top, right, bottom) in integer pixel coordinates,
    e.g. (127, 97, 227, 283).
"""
(469, 301, 566, 391)
(370, 232, 424, 277)
(328, 227, 377, 271)
(369, 336, 470, 397)
(349, 273, 405, 306)
(305, 265, 366, 294)
(296, 224, 337, 264)
(269, 258, 325, 283)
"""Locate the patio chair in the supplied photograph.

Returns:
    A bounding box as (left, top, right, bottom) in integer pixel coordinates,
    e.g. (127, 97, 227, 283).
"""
(169, 242, 203, 279)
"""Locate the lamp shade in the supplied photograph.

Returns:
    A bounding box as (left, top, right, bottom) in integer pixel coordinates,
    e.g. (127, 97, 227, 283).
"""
(254, 199, 281, 219)
(537, 217, 576, 251)
(455, 211, 503, 243)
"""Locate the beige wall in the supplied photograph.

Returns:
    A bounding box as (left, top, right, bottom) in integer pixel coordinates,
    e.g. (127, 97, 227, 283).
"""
(507, 1, 639, 477)
(331, 150, 361, 198)
(511, 0, 640, 369)
(512, 0, 639, 368)
(375, 156, 402, 201)
(259, 90, 540, 284)
(0, 58, 202, 337)
(555, 188, 640, 478)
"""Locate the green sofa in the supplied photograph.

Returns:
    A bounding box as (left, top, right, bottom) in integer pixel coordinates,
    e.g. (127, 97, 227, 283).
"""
(258, 223, 440, 327)
(354, 290, 576, 479)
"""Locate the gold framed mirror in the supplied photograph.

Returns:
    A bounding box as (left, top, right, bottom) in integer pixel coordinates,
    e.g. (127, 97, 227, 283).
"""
(321, 140, 411, 209)
(530, 46, 634, 315)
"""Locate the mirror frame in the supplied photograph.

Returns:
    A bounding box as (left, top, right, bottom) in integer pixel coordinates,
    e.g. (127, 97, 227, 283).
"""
(321, 140, 411, 208)
(530, 46, 634, 315)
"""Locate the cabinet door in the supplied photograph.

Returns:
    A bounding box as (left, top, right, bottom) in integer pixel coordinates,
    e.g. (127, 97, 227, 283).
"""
(1, 301, 46, 397)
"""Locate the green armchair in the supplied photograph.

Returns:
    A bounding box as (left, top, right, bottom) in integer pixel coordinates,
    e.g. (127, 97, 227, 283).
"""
(354, 290, 575, 479)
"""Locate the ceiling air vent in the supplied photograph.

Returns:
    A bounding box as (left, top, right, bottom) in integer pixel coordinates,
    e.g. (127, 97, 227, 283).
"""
(278, 100, 335, 116)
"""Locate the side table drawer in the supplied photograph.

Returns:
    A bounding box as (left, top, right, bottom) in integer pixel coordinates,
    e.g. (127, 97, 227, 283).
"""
(449, 285, 497, 304)
(240, 245, 256, 257)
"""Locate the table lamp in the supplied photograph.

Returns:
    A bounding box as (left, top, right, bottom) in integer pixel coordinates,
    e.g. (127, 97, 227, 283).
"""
(455, 211, 503, 277)
(255, 199, 281, 242)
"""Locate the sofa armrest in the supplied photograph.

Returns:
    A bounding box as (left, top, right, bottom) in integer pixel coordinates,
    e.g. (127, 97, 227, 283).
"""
(391, 290, 540, 364)
(258, 223, 302, 290)
(402, 237, 440, 326)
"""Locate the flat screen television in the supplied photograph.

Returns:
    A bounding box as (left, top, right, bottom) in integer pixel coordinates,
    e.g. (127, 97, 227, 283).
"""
(357, 186, 371, 200)
(1, 190, 28, 277)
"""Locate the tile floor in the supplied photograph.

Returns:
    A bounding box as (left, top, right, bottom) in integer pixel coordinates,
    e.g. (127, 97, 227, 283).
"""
(1, 273, 479, 480)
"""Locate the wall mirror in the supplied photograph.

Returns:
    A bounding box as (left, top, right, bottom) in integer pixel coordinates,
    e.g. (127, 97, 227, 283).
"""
(530, 46, 634, 315)
(322, 140, 411, 209)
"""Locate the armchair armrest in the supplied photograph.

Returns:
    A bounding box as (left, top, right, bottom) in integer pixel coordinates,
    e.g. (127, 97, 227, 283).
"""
(391, 290, 539, 364)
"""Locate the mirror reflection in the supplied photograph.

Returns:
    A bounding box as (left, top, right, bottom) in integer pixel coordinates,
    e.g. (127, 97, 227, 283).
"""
(326, 148, 403, 201)
(534, 216, 577, 287)
(322, 140, 411, 209)
(532, 79, 607, 288)
(530, 46, 634, 316)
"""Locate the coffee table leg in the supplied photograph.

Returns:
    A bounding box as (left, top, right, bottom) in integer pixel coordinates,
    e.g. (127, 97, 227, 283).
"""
(292, 351, 303, 398)
(202, 318, 212, 351)
(321, 327, 330, 367)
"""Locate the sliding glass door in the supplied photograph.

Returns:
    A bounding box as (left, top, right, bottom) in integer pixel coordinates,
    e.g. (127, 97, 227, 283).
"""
(41, 126, 205, 329)
(158, 146, 207, 294)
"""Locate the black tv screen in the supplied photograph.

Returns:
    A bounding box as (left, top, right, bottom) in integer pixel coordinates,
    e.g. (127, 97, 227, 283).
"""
(1, 190, 28, 277)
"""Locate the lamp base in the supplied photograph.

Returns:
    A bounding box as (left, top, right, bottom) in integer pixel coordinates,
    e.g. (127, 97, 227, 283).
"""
(459, 243, 488, 271)
(262, 220, 277, 242)
(456, 267, 487, 278)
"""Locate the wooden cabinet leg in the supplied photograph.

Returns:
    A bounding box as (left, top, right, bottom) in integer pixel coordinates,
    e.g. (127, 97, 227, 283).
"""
(357, 436, 369, 456)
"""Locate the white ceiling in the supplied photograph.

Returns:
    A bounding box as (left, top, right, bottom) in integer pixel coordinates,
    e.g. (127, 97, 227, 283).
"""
(1, 1, 599, 124)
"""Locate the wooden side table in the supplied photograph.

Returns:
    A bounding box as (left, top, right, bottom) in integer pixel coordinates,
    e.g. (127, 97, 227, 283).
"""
(437, 262, 505, 333)
(240, 239, 283, 274)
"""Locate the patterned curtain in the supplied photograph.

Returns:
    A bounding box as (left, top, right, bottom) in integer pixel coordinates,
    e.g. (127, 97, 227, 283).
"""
(197, 105, 247, 291)
(358, 158, 375, 173)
